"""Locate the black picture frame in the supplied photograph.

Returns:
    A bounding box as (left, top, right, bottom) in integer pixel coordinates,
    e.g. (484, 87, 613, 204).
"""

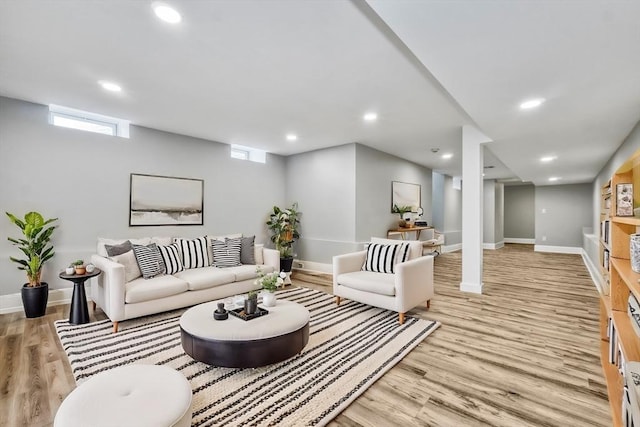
(129, 173, 204, 226)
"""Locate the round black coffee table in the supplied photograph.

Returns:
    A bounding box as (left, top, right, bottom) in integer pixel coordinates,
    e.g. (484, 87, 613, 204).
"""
(59, 269, 101, 325)
(180, 299, 309, 368)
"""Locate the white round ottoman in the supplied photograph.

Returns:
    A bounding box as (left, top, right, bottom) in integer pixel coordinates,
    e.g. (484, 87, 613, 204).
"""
(54, 364, 192, 427)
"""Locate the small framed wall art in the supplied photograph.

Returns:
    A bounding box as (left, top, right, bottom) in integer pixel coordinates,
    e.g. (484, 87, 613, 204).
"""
(129, 173, 204, 226)
(616, 183, 634, 217)
(391, 181, 421, 213)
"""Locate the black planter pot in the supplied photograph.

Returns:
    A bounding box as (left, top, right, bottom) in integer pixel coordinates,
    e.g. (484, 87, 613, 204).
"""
(244, 296, 258, 315)
(280, 257, 294, 273)
(21, 282, 48, 318)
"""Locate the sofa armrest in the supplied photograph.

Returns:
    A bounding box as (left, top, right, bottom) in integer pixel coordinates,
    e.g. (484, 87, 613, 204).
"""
(262, 248, 281, 272)
(90, 254, 126, 322)
(394, 255, 434, 312)
(332, 251, 367, 288)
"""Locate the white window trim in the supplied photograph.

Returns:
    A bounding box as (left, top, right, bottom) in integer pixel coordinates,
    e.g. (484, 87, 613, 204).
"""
(49, 104, 130, 138)
(230, 144, 266, 163)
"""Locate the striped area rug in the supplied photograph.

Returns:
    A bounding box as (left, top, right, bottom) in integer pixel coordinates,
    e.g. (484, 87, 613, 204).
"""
(55, 287, 440, 426)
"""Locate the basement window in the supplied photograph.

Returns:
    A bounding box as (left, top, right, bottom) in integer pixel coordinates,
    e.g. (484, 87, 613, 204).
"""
(49, 104, 130, 138)
(230, 144, 266, 163)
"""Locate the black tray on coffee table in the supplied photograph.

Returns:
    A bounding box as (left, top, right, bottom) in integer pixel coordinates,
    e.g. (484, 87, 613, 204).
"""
(229, 306, 269, 321)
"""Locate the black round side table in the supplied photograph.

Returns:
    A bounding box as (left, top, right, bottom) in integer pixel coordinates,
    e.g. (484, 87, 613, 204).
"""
(59, 268, 101, 325)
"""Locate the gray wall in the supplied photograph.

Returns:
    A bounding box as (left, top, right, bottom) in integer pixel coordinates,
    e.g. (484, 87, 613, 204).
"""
(285, 144, 358, 263)
(432, 172, 445, 231)
(495, 182, 504, 243)
(504, 184, 535, 239)
(535, 183, 593, 247)
(483, 180, 496, 243)
(443, 174, 463, 246)
(354, 144, 432, 242)
(0, 96, 286, 296)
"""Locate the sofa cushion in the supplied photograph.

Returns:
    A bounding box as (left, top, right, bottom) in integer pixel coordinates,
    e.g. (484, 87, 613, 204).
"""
(158, 243, 184, 275)
(125, 275, 189, 304)
(98, 237, 151, 257)
(255, 244, 264, 265)
(370, 237, 423, 260)
(241, 235, 256, 265)
(174, 266, 236, 291)
(175, 237, 209, 269)
(211, 238, 242, 268)
(132, 243, 166, 279)
(337, 271, 396, 296)
(206, 233, 242, 265)
(362, 243, 410, 274)
(105, 240, 133, 257)
(223, 264, 275, 282)
(109, 250, 142, 282)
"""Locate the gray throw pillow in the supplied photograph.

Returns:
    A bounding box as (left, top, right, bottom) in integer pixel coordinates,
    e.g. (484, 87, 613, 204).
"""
(241, 235, 256, 265)
(132, 243, 166, 279)
(105, 240, 133, 257)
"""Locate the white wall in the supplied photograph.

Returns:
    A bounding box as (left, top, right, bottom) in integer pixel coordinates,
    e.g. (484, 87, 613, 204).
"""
(483, 180, 496, 243)
(504, 184, 535, 239)
(443, 174, 463, 246)
(0, 96, 287, 296)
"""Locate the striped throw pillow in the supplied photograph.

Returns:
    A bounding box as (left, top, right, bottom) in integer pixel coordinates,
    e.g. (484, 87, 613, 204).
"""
(362, 243, 411, 274)
(132, 243, 166, 279)
(158, 243, 184, 275)
(175, 237, 209, 269)
(211, 237, 242, 268)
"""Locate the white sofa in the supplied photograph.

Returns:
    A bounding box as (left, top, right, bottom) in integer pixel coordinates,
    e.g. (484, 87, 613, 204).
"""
(333, 237, 434, 324)
(90, 236, 280, 332)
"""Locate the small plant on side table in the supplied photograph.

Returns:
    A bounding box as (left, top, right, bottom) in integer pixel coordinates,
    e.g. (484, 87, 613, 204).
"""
(72, 259, 86, 275)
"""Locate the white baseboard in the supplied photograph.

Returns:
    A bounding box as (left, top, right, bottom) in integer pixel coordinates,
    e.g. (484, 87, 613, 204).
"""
(534, 245, 582, 254)
(581, 249, 605, 295)
(460, 281, 483, 294)
(483, 241, 505, 250)
(504, 238, 536, 244)
(443, 243, 462, 253)
(293, 260, 333, 274)
(0, 287, 88, 315)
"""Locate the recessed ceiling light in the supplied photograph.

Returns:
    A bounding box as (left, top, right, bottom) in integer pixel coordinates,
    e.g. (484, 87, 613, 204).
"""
(286, 134, 297, 142)
(540, 156, 557, 162)
(152, 2, 181, 24)
(520, 98, 545, 110)
(363, 113, 377, 122)
(548, 177, 561, 182)
(98, 81, 122, 92)
(442, 153, 453, 159)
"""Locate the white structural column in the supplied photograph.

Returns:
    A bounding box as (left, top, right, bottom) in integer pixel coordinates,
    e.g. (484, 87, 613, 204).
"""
(460, 125, 492, 293)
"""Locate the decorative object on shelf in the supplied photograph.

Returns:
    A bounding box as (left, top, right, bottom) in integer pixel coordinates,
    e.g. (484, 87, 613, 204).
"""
(213, 302, 228, 320)
(628, 294, 640, 338)
(72, 259, 86, 275)
(244, 291, 258, 315)
(616, 183, 634, 216)
(65, 266, 75, 275)
(632, 234, 640, 273)
(129, 173, 204, 226)
(266, 202, 300, 272)
(6, 211, 58, 318)
(85, 263, 96, 273)
(391, 181, 420, 217)
(392, 204, 412, 227)
(255, 266, 285, 307)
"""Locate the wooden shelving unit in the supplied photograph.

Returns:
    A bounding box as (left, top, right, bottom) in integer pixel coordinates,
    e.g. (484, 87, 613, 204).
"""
(599, 148, 640, 426)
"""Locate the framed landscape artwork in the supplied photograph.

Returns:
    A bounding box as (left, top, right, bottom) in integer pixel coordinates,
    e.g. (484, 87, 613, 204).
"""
(129, 173, 204, 226)
(391, 181, 421, 212)
(616, 183, 634, 217)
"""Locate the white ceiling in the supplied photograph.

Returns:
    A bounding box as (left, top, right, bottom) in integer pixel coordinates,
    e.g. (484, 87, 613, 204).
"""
(1, 0, 639, 185)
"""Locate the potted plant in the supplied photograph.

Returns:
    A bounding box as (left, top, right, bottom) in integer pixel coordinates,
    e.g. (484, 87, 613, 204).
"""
(392, 204, 412, 227)
(255, 267, 285, 307)
(266, 203, 300, 273)
(244, 290, 259, 315)
(6, 211, 58, 318)
(72, 259, 85, 275)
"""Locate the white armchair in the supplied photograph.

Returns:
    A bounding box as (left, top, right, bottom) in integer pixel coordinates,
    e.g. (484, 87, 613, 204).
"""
(333, 237, 434, 324)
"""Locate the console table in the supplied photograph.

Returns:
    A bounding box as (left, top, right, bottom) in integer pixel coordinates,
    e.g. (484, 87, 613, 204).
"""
(59, 269, 101, 325)
(387, 225, 433, 240)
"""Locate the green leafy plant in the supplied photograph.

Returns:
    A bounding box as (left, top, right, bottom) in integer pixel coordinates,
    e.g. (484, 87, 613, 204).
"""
(266, 203, 300, 258)
(392, 204, 412, 219)
(255, 266, 285, 292)
(247, 290, 259, 299)
(72, 259, 84, 266)
(6, 211, 58, 287)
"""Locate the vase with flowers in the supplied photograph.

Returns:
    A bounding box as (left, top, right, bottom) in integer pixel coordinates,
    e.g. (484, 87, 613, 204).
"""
(255, 266, 285, 307)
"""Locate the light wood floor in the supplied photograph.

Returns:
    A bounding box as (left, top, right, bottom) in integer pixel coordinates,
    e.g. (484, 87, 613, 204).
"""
(0, 244, 610, 426)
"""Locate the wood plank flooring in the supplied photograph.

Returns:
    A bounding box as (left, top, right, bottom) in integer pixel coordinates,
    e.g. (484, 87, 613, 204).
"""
(0, 244, 610, 426)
